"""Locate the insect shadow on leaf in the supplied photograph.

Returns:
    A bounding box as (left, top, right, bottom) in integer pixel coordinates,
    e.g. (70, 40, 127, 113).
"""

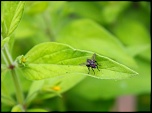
(80, 53, 100, 75)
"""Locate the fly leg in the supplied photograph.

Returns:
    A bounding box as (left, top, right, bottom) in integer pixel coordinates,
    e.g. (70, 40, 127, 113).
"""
(91, 68, 95, 75)
(87, 67, 90, 74)
(95, 61, 100, 71)
(97, 65, 100, 71)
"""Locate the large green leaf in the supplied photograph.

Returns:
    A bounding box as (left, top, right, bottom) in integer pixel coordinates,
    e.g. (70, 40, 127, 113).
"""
(1, 1, 25, 37)
(57, 19, 137, 68)
(17, 42, 137, 80)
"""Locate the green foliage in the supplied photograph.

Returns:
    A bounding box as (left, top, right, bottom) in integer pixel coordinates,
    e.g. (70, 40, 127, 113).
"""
(1, 1, 25, 37)
(67, 1, 131, 24)
(110, 18, 150, 58)
(65, 92, 115, 111)
(25, 74, 86, 106)
(1, 1, 25, 53)
(26, 108, 48, 112)
(1, 37, 10, 48)
(26, 2, 49, 15)
(11, 104, 25, 112)
(137, 94, 150, 111)
(1, 1, 150, 112)
(1, 70, 16, 106)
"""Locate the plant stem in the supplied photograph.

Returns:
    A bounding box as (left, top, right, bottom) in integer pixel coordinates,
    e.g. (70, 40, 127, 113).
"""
(11, 69, 24, 105)
(1, 49, 9, 65)
(2, 44, 24, 105)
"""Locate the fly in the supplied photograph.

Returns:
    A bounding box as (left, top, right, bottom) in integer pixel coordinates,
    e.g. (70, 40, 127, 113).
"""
(81, 53, 100, 74)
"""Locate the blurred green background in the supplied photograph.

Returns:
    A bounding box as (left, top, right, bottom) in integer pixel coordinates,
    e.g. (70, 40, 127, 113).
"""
(2, 1, 150, 111)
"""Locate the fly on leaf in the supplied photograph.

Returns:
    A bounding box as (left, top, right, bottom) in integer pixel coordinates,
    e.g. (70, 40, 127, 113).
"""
(80, 53, 100, 74)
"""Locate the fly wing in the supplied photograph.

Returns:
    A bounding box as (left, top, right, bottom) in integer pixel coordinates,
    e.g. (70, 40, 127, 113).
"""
(87, 59, 92, 63)
(80, 58, 91, 66)
(91, 53, 96, 61)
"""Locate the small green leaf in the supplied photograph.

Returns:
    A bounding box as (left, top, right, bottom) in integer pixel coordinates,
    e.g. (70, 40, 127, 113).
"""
(8, 34, 15, 52)
(2, 84, 16, 106)
(1, 37, 10, 48)
(1, 1, 25, 37)
(11, 104, 25, 112)
(25, 80, 44, 105)
(39, 74, 86, 99)
(25, 74, 86, 103)
(1, 20, 8, 37)
(1, 64, 9, 82)
(17, 42, 137, 80)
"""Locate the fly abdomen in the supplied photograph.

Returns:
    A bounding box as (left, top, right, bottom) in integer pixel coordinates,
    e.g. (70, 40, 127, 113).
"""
(91, 64, 97, 68)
